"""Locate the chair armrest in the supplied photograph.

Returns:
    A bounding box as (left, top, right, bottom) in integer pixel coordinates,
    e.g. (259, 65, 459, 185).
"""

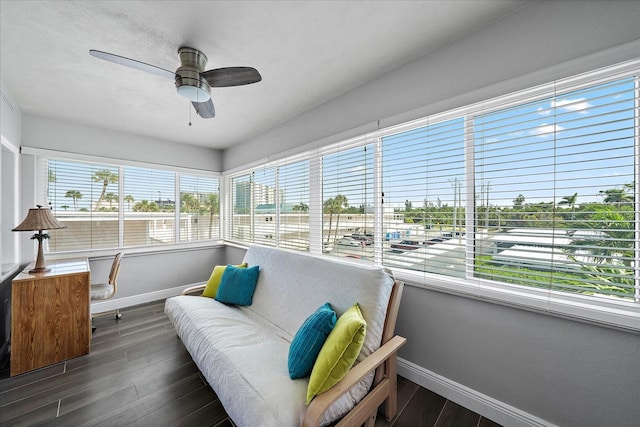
(181, 284, 207, 295)
(303, 335, 407, 427)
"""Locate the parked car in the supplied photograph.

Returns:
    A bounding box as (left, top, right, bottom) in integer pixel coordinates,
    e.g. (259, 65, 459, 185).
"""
(390, 240, 424, 250)
(426, 237, 445, 245)
(337, 237, 361, 246)
(351, 233, 373, 245)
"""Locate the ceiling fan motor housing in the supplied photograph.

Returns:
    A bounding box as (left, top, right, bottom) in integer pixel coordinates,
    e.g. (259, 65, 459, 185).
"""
(175, 47, 211, 102)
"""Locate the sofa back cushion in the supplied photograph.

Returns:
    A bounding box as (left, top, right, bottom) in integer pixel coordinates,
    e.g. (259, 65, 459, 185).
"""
(242, 245, 394, 363)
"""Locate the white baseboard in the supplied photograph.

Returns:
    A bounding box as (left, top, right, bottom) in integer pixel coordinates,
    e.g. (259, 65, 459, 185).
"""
(90, 282, 204, 314)
(398, 358, 554, 427)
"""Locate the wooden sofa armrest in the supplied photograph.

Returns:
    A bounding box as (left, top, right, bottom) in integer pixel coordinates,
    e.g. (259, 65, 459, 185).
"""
(181, 284, 206, 295)
(303, 335, 407, 427)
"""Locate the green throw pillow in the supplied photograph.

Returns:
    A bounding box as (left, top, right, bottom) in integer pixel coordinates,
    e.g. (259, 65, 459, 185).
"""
(306, 303, 367, 404)
(202, 263, 247, 298)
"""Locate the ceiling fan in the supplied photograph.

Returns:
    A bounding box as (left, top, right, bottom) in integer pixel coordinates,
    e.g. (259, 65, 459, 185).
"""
(89, 47, 262, 119)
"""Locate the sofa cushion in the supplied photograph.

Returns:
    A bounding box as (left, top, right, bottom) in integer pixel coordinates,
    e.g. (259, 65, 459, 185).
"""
(215, 264, 260, 305)
(202, 263, 247, 298)
(288, 302, 337, 379)
(306, 303, 366, 404)
(165, 296, 308, 426)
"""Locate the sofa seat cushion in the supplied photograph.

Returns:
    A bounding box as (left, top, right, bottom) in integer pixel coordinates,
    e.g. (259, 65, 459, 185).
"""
(165, 295, 373, 426)
(166, 295, 308, 426)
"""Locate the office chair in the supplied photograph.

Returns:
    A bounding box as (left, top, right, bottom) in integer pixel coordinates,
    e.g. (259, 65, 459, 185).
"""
(91, 252, 123, 332)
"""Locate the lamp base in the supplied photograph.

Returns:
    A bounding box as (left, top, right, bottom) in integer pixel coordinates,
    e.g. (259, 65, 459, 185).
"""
(29, 266, 51, 274)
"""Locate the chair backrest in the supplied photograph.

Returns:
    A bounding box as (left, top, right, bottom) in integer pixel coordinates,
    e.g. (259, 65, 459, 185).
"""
(108, 252, 124, 289)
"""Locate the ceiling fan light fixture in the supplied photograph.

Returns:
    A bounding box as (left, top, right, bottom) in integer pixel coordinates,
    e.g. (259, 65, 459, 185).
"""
(176, 69, 211, 102)
(176, 81, 211, 102)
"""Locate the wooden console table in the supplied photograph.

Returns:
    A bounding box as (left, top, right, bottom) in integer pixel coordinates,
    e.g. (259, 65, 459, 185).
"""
(11, 258, 91, 376)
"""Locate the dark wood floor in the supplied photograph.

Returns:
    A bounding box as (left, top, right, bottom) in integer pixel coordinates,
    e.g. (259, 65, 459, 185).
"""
(0, 300, 501, 427)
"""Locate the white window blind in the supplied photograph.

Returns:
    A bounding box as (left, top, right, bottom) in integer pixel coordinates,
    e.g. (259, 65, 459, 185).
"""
(381, 118, 466, 276)
(230, 173, 252, 242)
(252, 166, 277, 246)
(45, 158, 219, 252)
(321, 143, 374, 261)
(228, 160, 310, 251)
(473, 76, 638, 302)
(278, 159, 310, 251)
(47, 159, 120, 251)
(123, 166, 175, 247)
(179, 174, 220, 242)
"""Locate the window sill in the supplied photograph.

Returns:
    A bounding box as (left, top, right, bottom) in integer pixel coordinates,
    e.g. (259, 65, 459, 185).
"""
(47, 240, 226, 261)
(392, 268, 640, 334)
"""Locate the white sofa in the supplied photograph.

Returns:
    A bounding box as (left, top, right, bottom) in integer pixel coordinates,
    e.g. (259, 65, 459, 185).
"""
(164, 245, 405, 427)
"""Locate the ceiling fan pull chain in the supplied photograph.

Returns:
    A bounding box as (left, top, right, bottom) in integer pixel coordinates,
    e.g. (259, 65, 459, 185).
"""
(189, 103, 192, 126)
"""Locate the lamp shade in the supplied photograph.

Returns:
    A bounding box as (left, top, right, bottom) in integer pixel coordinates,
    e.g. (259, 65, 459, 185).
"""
(12, 206, 67, 232)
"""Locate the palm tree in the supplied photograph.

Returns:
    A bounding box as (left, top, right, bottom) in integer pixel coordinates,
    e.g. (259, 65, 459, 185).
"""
(124, 195, 134, 210)
(203, 193, 220, 239)
(133, 200, 160, 212)
(92, 169, 118, 211)
(60, 205, 69, 211)
(323, 198, 337, 243)
(104, 192, 118, 210)
(65, 190, 82, 210)
(181, 193, 200, 213)
(333, 194, 349, 241)
(599, 187, 634, 206)
(293, 202, 309, 212)
(558, 192, 578, 221)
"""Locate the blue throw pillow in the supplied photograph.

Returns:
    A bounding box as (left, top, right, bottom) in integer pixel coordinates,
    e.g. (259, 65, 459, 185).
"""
(215, 264, 260, 306)
(288, 303, 337, 379)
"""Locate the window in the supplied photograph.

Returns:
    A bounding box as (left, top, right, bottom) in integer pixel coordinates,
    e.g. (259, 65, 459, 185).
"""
(180, 174, 220, 242)
(47, 160, 120, 251)
(381, 118, 465, 276)
(226, 60, 639, 329)
(252, 167, 277, 246)
(322, 144, 374, 260)
(473, 77, 637, 301)
(278, 160, 310, 251)
(230, 173, 252, 242)
(45, 159, 219, 252)
(229, 159, 310, 251)
(123, 166, 175, 247)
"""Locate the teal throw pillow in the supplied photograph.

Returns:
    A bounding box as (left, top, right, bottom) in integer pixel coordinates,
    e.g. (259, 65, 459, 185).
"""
(288, 303, 337, 379)
(215, 264, 260, 306)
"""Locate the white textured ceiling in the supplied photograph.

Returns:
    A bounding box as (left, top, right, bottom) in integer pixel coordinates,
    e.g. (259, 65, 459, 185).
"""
(0, 0, 528, 150)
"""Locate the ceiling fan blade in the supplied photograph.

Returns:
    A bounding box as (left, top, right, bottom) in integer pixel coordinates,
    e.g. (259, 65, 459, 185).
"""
(89, 49, 175, 80)
(201, 67, 262, 87)
(192, 99, 215, 119)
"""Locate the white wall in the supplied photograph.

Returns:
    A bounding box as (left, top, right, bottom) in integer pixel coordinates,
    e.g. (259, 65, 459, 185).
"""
(221, 2, 640, 426)
(21, 114, 222, 172)
(224, 0, 640, 170)
(1, 82, 22, 275)
(0, 81, 22, 367)
(0, 81, 22, 146)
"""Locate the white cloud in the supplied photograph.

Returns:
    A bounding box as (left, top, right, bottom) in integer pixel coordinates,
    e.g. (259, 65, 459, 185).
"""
(552, 98, 591, 113)
(536, 107, 551, 116)
(530, 123, 564, 137)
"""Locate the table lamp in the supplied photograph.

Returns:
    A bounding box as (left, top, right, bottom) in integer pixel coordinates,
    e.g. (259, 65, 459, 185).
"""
(12, 205, 67, 273)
